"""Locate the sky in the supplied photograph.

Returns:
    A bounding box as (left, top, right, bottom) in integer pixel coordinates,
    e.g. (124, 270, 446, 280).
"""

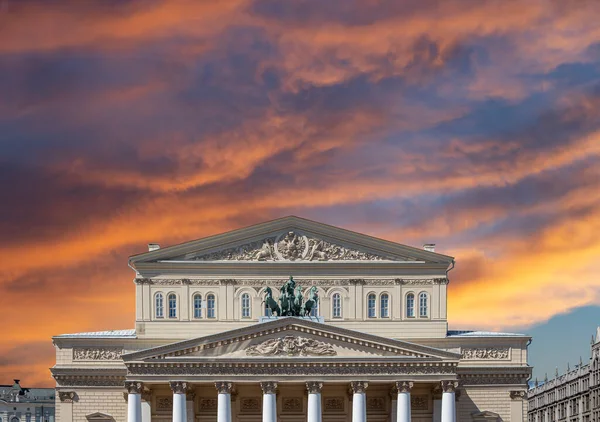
(1, 0, 599, 387)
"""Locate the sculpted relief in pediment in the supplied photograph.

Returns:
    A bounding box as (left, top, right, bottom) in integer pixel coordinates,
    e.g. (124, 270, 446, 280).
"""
(188, 231, 407, 262)
(245, 336, 337, 357)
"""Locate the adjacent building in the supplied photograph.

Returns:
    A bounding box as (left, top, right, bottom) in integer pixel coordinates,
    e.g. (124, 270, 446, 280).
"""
(52, 216, 532, 422)
(0, 379, 55, 422)
(527, 328, 600, 422)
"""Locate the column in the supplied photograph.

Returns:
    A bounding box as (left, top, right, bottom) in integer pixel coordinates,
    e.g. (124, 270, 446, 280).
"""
(510, 390, 526, 422)
(306, 382, 323, 422)
(186, 391, 196, 422)
(432, 386, 442, 422)
(350, 381, 368, 422)
(125, 381, 143, 422)
(170, 381, 188, 422)
(260, 382, 278, 422)
(440, 381, 458, 422)
(141, 390, 152, 422)
(390, 388, 397, 422)
(215, 382, 233, 422)
(395, 382, 413, 422)
(58, 392, 76, 422)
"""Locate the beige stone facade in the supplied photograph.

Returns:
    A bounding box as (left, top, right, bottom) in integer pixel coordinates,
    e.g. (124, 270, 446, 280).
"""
(52, 216, 531, 421)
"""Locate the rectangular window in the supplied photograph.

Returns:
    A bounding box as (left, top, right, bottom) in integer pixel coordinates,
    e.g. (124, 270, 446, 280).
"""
(368, 294, 376, 318)
(332, 294, 342, 318)
(406, 294, 415, 317)
(380, 294, 389, 318)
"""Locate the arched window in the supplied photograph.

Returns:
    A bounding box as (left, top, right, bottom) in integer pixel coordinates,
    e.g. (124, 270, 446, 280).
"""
(168, 293, 177, 318)
(193, 294, 202, 318)
(241, 293, 251, 318)
(332, 293, 342, 318)
(264, 300, 272, 317)
(406, 293, 415, 318)
(419, 292, 428, 317)
(380, 293, 389, 318)
(207, 294, 216, 318)
(155, 293, 164, 318)
(367, 293, 376, 318)
(310, 301, 319, 317)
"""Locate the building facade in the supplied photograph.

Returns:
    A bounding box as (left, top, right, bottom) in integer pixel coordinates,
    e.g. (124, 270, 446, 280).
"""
(527, 329, 600, 422)
(0, 379, 55, 422)
(52, 216, 531, 422)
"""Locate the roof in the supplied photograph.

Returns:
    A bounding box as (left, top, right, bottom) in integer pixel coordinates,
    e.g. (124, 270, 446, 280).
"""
(55, 329, 136, 338)
(447, 330, 527, 338)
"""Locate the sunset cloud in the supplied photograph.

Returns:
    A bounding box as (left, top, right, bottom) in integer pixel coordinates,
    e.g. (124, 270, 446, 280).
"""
(1, 0, 599, 386)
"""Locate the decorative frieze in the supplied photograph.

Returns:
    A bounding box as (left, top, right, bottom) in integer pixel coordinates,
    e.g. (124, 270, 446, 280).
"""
(240, 397, 261, 412)
(199, 398, 217, 410)
(135, 277, 447, 286)
(58, 391, 76, 402)
(246, 336, 337, 356)
(282, 397, 303, 412)
(461, 347, 510, 360)
(73, 347, 123, 361)
(411, 395, 428, 411)
(350, 381, 369, 394)
(54, 375, 125, 387)
(156, 396, 173, 411)
(324, 397, 345, 412)
(366, 397, 385, 411)
(459, 374, 529, 386)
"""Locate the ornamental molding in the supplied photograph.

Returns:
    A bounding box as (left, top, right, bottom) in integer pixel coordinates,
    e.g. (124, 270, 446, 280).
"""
(58, 391, 77, 402)
(240, 397, 261, 412)
(396, 381, 414, 393)
(54, 375, 125, 387)
(282, 397, 303, 412)
(246, 336, 337, 357)
(169, 381, 188, 394)
(73, 347, 123, 361)
(458, 374, 529, 386)
(215, 382, 233, 394)
(350, 381, 369, 393)
(510, 390, 526, 400)
(324, 397, 345, 411)
(187, 231, 401, 262)
(127, 362, 457, 377)
(306, 381, 323, 394)
(461, 347, 510, 360)
(441, 380, 459, 393)
(135, 278, 447, 286)
(125, 381, 144, 394)
(259, 381, 278, 394)
(411, 394, 428, 411)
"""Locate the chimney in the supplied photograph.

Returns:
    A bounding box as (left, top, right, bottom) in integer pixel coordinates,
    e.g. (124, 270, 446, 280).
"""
(148, 243, 160, 252)
(423, 243, 436, 252)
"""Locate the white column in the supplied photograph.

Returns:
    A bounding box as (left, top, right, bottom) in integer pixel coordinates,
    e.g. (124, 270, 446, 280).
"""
(395, 382, 413, 422)
(125, 381, 143, 422)
(58, 392, 75, 422)
(306, 382, 323, 422)
(260, 382, 278, 422)
(215, 382, 233, 422)
(141, 390, 152, 422)
(440, 381, 458, 422)
(170, 381, 188, 422)
(350, 381, 368, 422)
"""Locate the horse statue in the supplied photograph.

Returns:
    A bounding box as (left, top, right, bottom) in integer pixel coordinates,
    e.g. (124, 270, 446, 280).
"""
(293, 286, 304, 315)
(263, 287, 281, 316)
(302, 286, 319, 317)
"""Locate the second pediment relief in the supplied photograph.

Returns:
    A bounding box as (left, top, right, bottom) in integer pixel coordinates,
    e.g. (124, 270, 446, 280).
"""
(185, 231, 411, 262)
(245, 336, 337, 357)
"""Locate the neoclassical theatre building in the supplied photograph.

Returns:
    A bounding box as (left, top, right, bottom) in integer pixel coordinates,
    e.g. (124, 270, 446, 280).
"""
(52, 216, 531, 422)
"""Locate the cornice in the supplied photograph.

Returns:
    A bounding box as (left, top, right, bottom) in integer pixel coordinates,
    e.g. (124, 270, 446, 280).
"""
(134, 278, 448, 286)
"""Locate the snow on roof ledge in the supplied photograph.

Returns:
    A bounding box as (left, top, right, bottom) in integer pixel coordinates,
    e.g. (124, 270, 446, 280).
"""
(55, 329, 136, 338)
(447, 330, 526, 338)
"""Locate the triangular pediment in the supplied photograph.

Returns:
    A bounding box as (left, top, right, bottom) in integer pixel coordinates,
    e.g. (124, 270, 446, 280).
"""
(123, 317, 459, 362)
(129, 216, 453, 265)
(86, 413, 115, 421)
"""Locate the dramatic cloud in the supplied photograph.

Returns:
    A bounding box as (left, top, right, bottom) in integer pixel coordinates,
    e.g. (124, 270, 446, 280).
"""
(1, 0, 599, 386)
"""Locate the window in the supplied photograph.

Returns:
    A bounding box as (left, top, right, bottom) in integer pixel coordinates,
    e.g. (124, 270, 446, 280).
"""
(380, 293, 389, 318)
(368, 293, 376, 318)
(207, 294, 216, 318)
(419, 292, 428, 317)
(241, 293, 251, 318)
(332, 293, 342, 318)
(264, 300, 272, 317)
(193, 294, 202, 318)
(155, 293, 164, 318)
(168, 293, 177, 318)
(406, 293, 415, 317)
(310, 302, 319, 317)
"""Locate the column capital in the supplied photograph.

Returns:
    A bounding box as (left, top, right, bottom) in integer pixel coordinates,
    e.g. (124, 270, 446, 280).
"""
(215, 381, 234, 394)
(350, 381, 368, 394)
(125, 381, 144, 395)
(440, 380, 459, 393)
(170, 381, 188, 394)
(395, 381, 413, 393)
(260, 381, 278, 394)
(510, 390, 526, 400)
(306, 381, 323, 394)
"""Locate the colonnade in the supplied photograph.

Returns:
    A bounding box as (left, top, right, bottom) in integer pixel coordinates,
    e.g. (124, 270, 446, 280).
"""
(125, 380, 458, 422)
